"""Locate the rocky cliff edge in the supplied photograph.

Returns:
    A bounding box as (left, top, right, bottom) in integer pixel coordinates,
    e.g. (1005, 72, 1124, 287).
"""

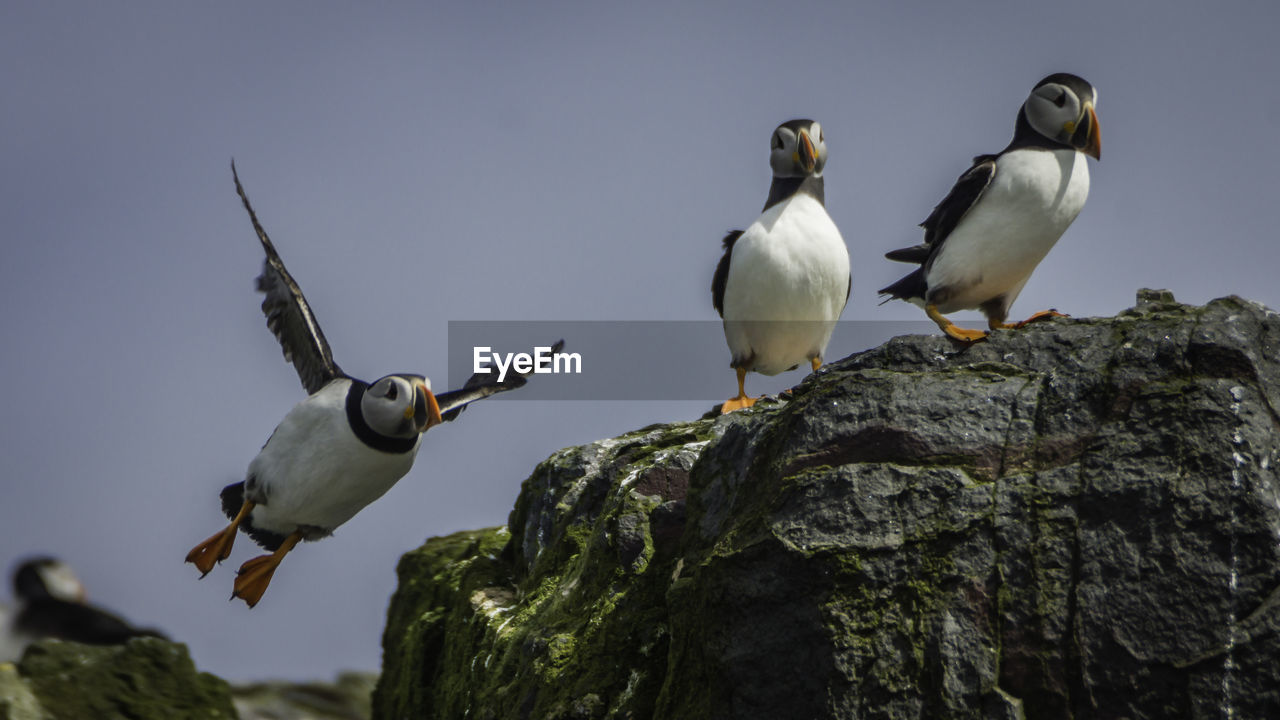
(375, 290, 1280, 720)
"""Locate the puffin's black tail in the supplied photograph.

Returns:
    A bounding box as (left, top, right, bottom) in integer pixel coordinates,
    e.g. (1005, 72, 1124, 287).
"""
(878, 267, 927, 302)
(219, 482, 245, 521)
(218, 481, 288, 551)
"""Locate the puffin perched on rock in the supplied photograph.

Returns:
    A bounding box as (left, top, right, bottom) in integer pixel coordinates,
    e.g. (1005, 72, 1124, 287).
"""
(185, 164, 561, 607)
(0, 557, 164, 661)
(879, 73, 1101, 342)
(712, 119, 851, 413)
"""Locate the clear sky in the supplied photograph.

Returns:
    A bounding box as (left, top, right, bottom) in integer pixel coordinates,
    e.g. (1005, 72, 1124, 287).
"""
(2, 2, 1277, 682)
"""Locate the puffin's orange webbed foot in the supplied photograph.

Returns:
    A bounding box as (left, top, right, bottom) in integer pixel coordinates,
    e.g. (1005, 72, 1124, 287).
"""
(231, 531, 301, 608)
(720, 394, 757, 413)
(988, 309, 1068, 330)
(926, 303, 989, 344)
(943, 325, 989, 343)
(720, 366, 757, 414)
(185, 501, 255, 577)
(1013, 309, 1069, 328)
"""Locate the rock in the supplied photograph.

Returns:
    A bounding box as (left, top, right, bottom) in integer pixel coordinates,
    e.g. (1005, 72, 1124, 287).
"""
(0, 637, 378, 720)
(231, 671, 377, 720)
(375, 291, 1280, 719)
(1, 637, 235, 720)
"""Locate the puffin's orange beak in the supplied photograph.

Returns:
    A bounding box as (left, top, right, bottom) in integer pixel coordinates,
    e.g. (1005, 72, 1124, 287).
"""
(413, 383, 443, 431)
(1077, 103, 1100, 160)
(795, 130, 818, 173)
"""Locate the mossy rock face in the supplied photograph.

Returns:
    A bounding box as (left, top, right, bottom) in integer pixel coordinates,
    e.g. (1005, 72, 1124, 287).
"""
(376, 291, 1280, 720)
(376, 419, 722, 720)
(3, 637, 235, 720)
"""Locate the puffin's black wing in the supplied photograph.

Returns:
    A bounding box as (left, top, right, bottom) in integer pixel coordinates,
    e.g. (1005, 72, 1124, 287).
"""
(15, 599, 167, 645)
(884, 155, 998, 268)
(436, 339, 566, 422)
(879, 155, 997, 301)
(232, 162, 346, 395)
(919, 154, 998, 252)
(711, 230, 744, 318)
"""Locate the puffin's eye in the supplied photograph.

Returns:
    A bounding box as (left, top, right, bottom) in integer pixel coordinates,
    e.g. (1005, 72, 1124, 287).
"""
(1053, 90, 1068, 108)
(771, 133, 784, 150)
(384, 383, 398, 400)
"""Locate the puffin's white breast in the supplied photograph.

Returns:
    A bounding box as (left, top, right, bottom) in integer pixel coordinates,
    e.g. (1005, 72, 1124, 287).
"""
(926, 148, 1089, 313)
(247, 379, 422, 536)
(722, 194, 851, 375)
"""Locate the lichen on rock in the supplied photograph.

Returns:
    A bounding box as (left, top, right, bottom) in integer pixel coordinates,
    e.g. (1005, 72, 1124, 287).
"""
(375, 291, 1280, 720)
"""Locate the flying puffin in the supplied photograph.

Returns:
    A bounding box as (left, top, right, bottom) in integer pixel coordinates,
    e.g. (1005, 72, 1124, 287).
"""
(185, 163, 562, 607)
(1, 557, 164, 661)
(711, 119, 851, 413)
(879, 73, 1101, 342)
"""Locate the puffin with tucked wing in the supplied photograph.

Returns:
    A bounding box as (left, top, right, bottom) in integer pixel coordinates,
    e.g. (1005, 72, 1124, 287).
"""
(880, 73, 1101, 341)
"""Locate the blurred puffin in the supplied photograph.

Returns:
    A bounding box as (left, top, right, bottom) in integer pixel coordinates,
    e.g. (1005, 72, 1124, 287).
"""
(711, 119, 851, 412)
(880, 73, 1101, 342)
(1, 557, 164, 661)
(185, 164, 562, 607)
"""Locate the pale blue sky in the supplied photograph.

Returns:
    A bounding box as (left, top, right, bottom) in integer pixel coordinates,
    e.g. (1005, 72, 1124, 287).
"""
(2, 2, 1277, 681)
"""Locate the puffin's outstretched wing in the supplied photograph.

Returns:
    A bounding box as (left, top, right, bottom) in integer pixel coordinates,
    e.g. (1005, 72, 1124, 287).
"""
(711, 230, 744, 318)
(232, 161, 346, 395)
(436, 339, 566, 421)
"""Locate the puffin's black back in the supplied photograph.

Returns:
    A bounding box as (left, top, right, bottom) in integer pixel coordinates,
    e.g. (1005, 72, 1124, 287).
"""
(14, 599, 166, 645)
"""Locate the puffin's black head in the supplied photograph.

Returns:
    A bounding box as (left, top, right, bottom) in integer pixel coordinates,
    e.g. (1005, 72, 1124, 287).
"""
(769, 119, 828, 178)
(13, 557, 85, 603)
(1023, 73, 1101, 160)
(362, 374, 443, 438)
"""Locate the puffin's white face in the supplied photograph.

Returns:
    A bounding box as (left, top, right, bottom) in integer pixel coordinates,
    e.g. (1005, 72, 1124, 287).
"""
(769, 119, 828, 178)
(1024, 77, 1101, 159)
(14, 558, 86, 602)
(362, 374, 442, 438)
(41, 561, 85, 601)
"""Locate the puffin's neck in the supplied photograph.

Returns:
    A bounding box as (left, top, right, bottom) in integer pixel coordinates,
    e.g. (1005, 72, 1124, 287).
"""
(763, 175, 824, 212)
(344, 380, 418, 454)
(1001, 107, 1075, 155)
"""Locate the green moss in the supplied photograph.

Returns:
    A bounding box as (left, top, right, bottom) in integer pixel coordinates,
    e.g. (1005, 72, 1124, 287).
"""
(374, 420, 720, 719)
(17, 638, 235, 720)
(375, 526, 513, 719)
